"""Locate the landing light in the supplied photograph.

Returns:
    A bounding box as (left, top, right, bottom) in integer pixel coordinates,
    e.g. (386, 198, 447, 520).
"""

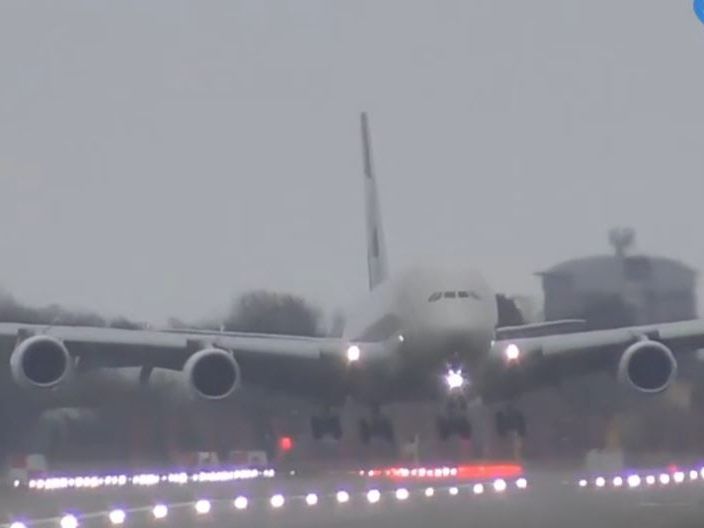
(449, 486, 459, 496)
(505, 344, 520, 362)
(445, 369, 465, 390)
(346, 345, 361, 363)
(424, 487, 435, 497)
(234, 496, 248, 510)
(473, 483, 484, 495)
(270, 494, 285, 508)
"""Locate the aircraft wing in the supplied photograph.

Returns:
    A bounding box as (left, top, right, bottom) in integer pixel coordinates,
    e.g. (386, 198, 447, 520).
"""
(0, 322, 345, 368)
(495, 319, 704, 359)
(486, 319, 704, 400)
(0, 322, 393, 400)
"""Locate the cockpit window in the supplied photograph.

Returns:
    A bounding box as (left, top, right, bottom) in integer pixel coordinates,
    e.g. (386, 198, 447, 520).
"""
(430, 290, 481, 301)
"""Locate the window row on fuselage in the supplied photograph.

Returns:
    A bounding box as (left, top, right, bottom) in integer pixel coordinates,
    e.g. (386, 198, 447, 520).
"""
(427, 290, 482, 302)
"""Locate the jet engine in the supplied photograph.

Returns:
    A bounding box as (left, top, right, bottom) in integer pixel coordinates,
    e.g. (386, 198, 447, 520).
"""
(183, 348, 241, 400)
(617, 340, 677, 393)
(10, 335, 73, 389)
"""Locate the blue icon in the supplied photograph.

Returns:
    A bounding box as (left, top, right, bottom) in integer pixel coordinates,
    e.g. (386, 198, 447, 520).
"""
(695, 0, 704, 25)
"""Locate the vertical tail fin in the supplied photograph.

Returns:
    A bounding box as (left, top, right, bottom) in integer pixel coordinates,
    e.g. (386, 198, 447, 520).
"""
(360, 112, 389, 290)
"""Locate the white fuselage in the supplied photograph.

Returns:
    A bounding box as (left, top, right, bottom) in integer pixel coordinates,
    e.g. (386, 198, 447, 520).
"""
(343, 267, 498, 375)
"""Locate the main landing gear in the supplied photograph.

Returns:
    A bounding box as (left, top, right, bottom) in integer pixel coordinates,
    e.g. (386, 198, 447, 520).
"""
(310, 413, 342, 441)
(358, 408, 395, 444)
(436, 394, 472, 441)
(495, 407, 526, 438)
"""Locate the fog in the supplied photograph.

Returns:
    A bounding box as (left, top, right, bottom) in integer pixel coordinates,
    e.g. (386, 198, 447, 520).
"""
(0, 1, 702, 324)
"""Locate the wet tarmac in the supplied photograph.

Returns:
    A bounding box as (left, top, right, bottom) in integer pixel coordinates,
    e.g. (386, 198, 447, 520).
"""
(3, 468, 704, 528)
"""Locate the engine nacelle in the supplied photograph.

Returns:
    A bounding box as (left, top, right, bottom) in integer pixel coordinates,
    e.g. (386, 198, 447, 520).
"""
(183, 348, 241, 400)
(10, 335, 73, 389)
(617, 340, 677, 394)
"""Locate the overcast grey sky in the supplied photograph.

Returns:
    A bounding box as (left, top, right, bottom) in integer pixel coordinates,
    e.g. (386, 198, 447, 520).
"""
(0, 1, 703, 323)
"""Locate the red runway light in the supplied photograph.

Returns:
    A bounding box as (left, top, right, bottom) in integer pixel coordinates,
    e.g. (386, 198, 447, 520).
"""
(279, 436, 294, 452)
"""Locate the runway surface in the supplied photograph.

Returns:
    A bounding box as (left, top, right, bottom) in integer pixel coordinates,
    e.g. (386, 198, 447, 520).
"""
(3, 465, 704, 528)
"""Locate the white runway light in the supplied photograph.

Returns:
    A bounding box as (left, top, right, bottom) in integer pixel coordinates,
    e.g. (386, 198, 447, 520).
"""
(646, 475, 656, 485)
(152, 504, 168, 520)
(578, 479, 588, 488)
(10, 522, 27, 528)
(270, 494, 285, 509)
(627, 475, 641, 488)
(367, 489, 381, 504)
(594, 477, 606, 488)
(493, 479, 507, 493)
(659, 474, 671, 485)
(60, 515, 79, 528)
(195, 500, 211, 515)
(234, 496, 248, 510)
(305, 493, 319, 506)
(424, 487, 435, 497)
(690, 470, 698, 481)
(473, 483, 484, 495)
(108, 510, 126, 525)
(395, 488, 410, 501)
(673, 471, 685, 484)
(612, 476, 623, 488)
(516, 478, 528, 490)
(449, 486, 459, 496)
(336, 490, 350, 504)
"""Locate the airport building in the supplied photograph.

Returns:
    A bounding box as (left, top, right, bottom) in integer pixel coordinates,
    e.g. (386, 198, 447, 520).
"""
(537, 229, 697, 329)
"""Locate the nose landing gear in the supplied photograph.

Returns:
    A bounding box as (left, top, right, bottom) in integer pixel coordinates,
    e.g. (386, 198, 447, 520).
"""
(310, 413, 343, 441)
(495, 407, 526, 438)
(436, 394, 472, 441)
(358, 406, 395, 444)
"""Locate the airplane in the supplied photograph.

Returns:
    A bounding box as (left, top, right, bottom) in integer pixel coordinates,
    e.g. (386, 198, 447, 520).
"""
(0, 113, 697, 444)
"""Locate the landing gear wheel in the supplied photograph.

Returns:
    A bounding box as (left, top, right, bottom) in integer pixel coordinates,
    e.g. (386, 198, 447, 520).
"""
(495, 409, 526, 438)
(358, 416, 395, 444)
(311, 416, 323, 441)
(435, 415, 471, 441)
(436, 416, 450, 441)
(495, 411, 508, 438)
(359, 419, 372, 445)
(311, 415, 343, 441)
(456, 416, 472, 440)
